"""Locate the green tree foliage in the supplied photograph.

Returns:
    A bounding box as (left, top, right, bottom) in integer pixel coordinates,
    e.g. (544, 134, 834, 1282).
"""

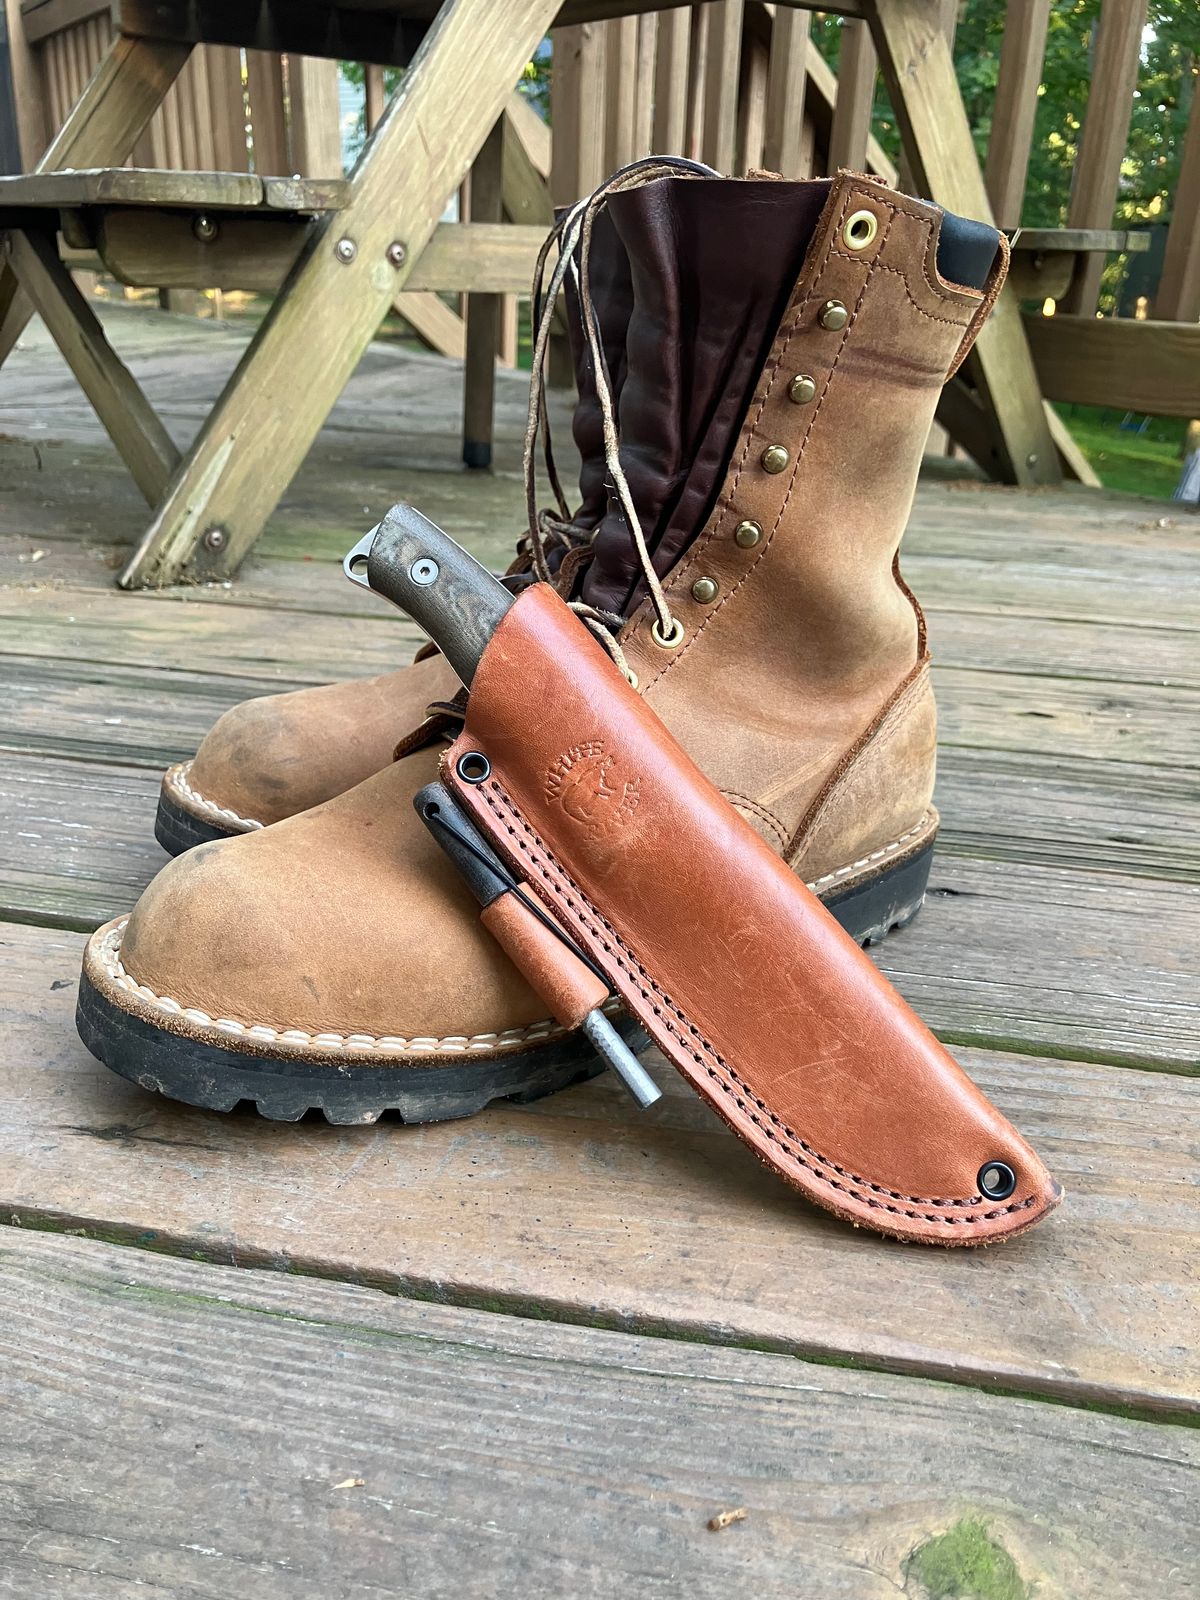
(812, 1, 1199, 230)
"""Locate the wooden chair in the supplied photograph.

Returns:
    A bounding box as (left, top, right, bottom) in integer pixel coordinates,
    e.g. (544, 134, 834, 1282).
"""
(0, 0, 1119, 588)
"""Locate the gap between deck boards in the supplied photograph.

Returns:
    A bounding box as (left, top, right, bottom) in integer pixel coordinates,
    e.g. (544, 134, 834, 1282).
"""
(3, 1229, 1195, 1599)
(2, 916, 1197, 1427)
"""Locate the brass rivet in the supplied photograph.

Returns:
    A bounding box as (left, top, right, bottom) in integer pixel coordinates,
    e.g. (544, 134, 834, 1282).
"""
(761, 444, 790, 475)
(842, 209, 878, 250)
(734, 519, 762, 548)
(818, 299, 849, 330)
(691, 576, 718, 604)
(788, 374, 817, 405)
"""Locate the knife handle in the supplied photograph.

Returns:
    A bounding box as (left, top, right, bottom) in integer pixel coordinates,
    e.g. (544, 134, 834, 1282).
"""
(343, 502, 513, 689)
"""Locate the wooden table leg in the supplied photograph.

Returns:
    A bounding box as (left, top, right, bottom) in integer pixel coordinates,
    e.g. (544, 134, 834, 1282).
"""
(867, 0, 1061, 487)
(4, 227, 180, 504)
(462, 117, 506, 470)
(119, 0, 563, 589)
(0, 33, 189, 373)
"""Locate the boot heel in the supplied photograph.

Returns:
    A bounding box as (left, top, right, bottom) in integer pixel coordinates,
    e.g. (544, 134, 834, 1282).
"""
(819, 841, 934, 948)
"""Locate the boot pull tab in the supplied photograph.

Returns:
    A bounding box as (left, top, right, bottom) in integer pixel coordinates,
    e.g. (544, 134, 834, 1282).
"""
(946, 229, 1011, 380)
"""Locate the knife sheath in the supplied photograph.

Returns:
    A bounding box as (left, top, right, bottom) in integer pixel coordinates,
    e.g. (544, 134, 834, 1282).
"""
(440, 583, 1061, 1246)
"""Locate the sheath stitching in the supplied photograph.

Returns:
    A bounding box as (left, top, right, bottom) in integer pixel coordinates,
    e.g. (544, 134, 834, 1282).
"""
(482, 782, 1036, 1227)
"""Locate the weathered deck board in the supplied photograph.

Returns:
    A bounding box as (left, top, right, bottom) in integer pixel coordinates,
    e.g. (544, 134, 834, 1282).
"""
(2, 1229, 1196, 1600)
(2, 919, 1197, 1420)
(2, 750, 1195, 1066)
(5, 581, 1200, 687)
(2, 302, 1198, 1577)
(3, 650, 1196, 775)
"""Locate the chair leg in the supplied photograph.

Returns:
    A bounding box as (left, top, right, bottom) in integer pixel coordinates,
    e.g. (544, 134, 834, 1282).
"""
(5, 228, 180, 504)
(868, 0, 1060, 486)
(0, 35, 190, 372)
(119, 0, 564, 589)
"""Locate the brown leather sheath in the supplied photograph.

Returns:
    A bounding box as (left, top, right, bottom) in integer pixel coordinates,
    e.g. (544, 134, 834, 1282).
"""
(444, 585, 1061, 1246)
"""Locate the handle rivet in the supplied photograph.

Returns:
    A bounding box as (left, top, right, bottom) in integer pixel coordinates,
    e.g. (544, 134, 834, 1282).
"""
(409, 557, 439, 586)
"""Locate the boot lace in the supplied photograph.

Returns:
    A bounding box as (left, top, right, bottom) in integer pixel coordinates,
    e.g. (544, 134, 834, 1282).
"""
(522, 156, 718, 682)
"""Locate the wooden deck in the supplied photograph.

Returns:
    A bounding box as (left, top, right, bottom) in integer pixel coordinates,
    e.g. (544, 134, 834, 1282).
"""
(1, 303, 1198, 1598)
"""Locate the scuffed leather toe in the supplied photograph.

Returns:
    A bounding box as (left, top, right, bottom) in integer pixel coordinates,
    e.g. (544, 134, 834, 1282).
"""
(184, 653, 459, 828)
(123, 745, 552, 1051)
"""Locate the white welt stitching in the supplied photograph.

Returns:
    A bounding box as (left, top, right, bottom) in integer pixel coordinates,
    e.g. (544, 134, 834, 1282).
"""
(166, 761, 265, 831)
(803, 813, 933, 890)
(93, 921, 609, 1055)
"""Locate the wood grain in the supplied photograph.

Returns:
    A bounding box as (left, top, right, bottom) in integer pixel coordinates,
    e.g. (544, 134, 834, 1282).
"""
(118, 0, 563, 587)
(1, 918, 1197, 1418)
(0, 1227, 1196, 1600)
(1025, 313, 1200, 418)
(1155, 79, 1200, 321)
(4, 227, 180, 504)
(2, 744, 1196, 1065)
(870, 0, 1059, 486)
(0, 729, 1192, 930)
(982, 0, 1050, 228)
(1060, 0, 1148, 316)
(6, 579, 1198, 690)
(3, 643, 1194, 779)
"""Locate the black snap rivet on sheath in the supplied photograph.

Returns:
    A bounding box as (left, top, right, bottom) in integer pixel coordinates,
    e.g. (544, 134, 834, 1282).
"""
(456, 751, 491, 785)
(978, 1160, 1017, 1201)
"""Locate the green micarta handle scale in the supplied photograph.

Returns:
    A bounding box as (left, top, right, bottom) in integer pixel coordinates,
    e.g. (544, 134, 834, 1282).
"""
(343, 502, 513, 688)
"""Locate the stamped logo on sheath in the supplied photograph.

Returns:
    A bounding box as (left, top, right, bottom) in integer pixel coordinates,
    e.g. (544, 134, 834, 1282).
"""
(546, 742, 641, 838)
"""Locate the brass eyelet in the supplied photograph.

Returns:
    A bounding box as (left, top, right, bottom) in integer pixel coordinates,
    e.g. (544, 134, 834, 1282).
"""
(651, 616, 685, 650)
(843, 209, 878, 250)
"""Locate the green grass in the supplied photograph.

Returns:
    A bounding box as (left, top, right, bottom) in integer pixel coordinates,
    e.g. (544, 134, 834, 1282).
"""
(906, 1519, 1028, 1600)
(1056, 404, 1190, 500)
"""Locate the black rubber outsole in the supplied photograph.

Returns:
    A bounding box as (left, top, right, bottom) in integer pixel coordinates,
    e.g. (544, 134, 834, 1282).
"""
(155, 787, 243, 855)
(79, 841, 933, 1123)
(77, 969, 635, 1125)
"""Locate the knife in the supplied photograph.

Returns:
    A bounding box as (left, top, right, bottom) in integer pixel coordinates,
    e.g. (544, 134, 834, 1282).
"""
(344, 506, 660, 1108)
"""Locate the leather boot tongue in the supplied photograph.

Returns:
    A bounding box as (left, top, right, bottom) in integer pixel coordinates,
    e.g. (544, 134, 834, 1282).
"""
(581, 176, 832, 617)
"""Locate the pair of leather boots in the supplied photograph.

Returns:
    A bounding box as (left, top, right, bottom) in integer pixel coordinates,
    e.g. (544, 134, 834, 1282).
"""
(78, 163, 1009, 1128)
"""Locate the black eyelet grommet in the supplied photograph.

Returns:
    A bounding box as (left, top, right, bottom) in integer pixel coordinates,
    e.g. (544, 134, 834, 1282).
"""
(977, 1160, 1017, 1201)
(455, 751, 491, 785)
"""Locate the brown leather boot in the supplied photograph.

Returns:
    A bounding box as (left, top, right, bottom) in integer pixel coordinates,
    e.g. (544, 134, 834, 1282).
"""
(154, 204, 636, 855)
(80, 168, 1006, 1122)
